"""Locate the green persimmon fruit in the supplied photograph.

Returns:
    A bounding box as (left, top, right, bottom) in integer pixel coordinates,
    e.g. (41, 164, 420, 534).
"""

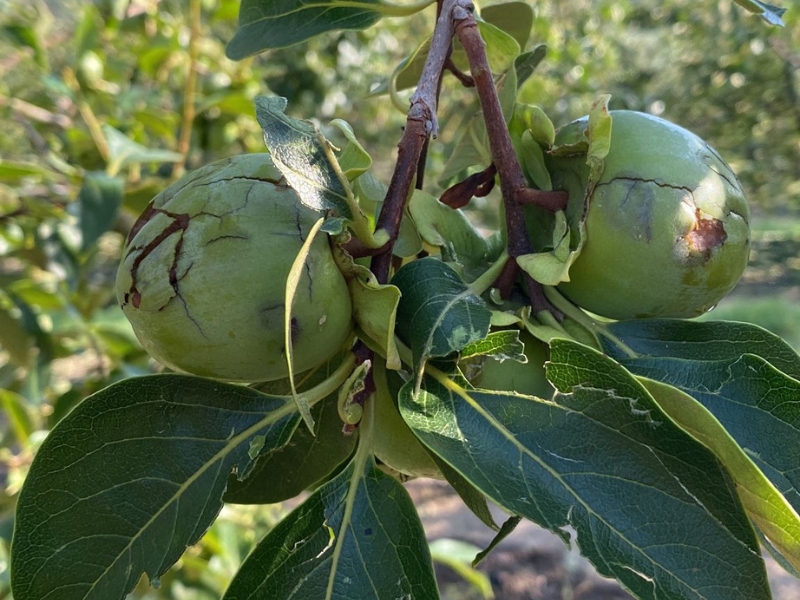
(548, 110, 750, 319)
(372, 360, 442, 479)
(470, 333, 554, 399)
(115, 154, 353, 382)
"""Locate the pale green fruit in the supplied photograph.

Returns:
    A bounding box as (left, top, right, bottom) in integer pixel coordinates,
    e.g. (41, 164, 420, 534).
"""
(548, 110, 750, 319)
(470, 333, 554, 399)
(116, 154, 353, 382)
(372, 360, 442, 479)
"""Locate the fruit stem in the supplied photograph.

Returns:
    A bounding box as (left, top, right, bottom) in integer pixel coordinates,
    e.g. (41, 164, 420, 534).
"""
(542, 286, 639, 358)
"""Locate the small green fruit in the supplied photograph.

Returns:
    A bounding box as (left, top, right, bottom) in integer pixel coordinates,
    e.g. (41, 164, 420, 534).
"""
(116, 154, 353, 382)
(470, 333, 553, 399)
(372, 360, 442, 480)
(548, 110, 750, 319)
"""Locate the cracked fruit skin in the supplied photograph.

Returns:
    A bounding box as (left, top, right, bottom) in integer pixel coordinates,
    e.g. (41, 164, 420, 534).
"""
(116, 154, 353, 382)
(549, 110, 750, 319)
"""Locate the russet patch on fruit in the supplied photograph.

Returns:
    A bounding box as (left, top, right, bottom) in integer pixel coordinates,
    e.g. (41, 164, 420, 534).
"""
(116, 153, 353, 382)
(547, 110, 750, 319)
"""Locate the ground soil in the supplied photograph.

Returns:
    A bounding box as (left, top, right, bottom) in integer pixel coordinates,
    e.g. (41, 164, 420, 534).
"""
(406, 479, 800, 600)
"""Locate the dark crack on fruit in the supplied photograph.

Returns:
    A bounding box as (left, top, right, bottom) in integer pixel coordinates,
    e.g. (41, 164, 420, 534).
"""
(116, 153, 354, 382)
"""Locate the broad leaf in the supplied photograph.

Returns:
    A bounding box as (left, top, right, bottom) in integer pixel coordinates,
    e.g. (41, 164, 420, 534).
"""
(255, 96, 353, 218)
(102, 125, 183, 175)
(11, 375, 301, 600)
(399, 339, 771, 600)
(223, 395, 356, 504)
(604, 318, 800, 379)
(639, 376, 800, 573)
(407, 190, 491, 275)
(78, 171, 124, 252)
(392, 257, 491, 377)
(606, 350, 800, 513)
(226, 0, 429, 59)
(222, 455, 438, 600)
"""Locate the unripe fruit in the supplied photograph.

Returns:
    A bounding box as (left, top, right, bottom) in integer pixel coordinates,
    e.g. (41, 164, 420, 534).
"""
(548, 111, 750, 319)
(116, 154, 353, 382)
(373, 361, 442, 480)
(470, 333, 553, 399)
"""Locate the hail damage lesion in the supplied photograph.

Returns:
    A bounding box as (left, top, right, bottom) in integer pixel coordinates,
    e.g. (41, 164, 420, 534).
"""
(685, 209, 727, 260)
(120, 187, 256, 332)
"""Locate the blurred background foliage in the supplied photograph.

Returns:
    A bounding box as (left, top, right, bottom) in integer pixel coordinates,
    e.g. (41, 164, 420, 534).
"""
(0, 0, 797, 597)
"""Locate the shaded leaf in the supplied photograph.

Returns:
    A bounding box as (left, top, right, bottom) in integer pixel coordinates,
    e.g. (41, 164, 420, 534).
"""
(399, 339, 771, 600)
(223, 395, 356, 504)
(227, 0, 384, 59)
(222, 454, 438, 600)
(604, 318, 800, 379)
(255, 96, 353, 218)
(639, 376, 800, 573)
(11, 375, 300, 600)
(78, 171, 124, 252)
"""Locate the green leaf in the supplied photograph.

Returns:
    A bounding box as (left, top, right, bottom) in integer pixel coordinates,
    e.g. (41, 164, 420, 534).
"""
(329, 119, 372, 181)
(223, 395, 356, 504)
(605, 350, 800, 513)
(513, 45, 547, 88)
(3, 24, 48, 69)
(639, 376, 800, 573)
(479, 2, 533, 50)
(102, 125, 183, 175)
(255, 96, 353, 218)
(733, 0, 786, 25)
(429, 539, 493, 598)
(226, 0, 426, 59)
(431, 456, 498, 531)
(459, 329, 525, 363)
(78, 171, 124, 252)
(222, 455, 438, 600)
(392, 257, 492, 377)
(0, 389, 35, 446)
(407, 190, 491, 275)
(11, 375, 301, 600)
(604, 318, 800, 379)
(474, 20, 520, 75)
(0, 160, 59, 184)
(400, 339, 771, 600)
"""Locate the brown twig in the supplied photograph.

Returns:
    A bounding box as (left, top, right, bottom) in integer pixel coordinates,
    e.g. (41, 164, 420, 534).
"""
(454, 6, 564, 314)
(370, 0, 465, 284)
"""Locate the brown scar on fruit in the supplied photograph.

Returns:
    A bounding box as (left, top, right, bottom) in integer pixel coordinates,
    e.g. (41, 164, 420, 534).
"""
(685, 210, 727, 262)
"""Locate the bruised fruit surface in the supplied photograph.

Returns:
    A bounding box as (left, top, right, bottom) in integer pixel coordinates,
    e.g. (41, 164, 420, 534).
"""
(115, 154, 353, 382)
(548, 110, 750, 319)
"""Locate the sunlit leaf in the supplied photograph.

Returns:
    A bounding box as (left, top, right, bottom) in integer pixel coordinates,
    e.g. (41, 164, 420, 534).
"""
(78, 171, 124, 252)
(732, 0, 786, 25)
(255, 96, 353, 218)
(400, 339, 771, 600)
